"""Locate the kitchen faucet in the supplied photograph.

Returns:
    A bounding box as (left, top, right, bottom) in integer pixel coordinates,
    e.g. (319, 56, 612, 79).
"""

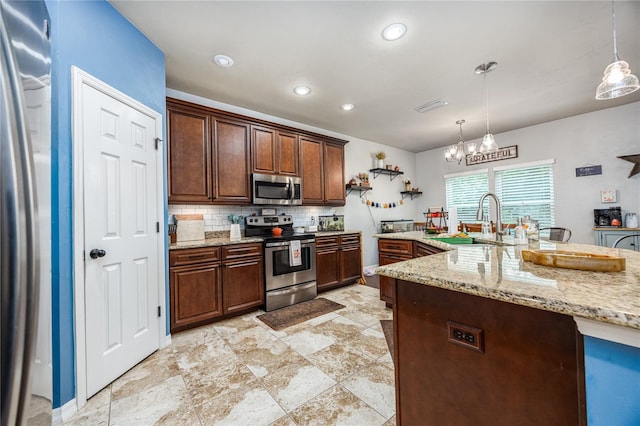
(476, 192, 503, 242)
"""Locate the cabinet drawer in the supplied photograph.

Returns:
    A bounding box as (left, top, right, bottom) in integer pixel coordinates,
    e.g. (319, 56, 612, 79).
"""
(378, 239, 413, 255)
(415, 242, 444, 257)
(170, 247, 220, 267)
(222, 243, 263, 260)
(340, 234, 360, 246)
(316, 236, 340, 248)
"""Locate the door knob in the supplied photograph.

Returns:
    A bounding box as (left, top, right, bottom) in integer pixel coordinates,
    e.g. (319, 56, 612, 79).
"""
(89, 249, 106, 259)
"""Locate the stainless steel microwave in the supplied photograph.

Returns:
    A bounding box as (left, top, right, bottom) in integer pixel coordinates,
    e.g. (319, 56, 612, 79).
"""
(252, 173, 302, 205)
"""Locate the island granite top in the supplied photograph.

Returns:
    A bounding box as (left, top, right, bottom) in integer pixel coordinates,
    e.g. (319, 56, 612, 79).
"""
(374, 231, 640, 330)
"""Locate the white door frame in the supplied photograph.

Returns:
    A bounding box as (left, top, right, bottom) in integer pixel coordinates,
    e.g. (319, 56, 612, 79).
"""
(71, 66, 167, 410)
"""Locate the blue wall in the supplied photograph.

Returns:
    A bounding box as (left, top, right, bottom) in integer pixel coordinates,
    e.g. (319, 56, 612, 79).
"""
(584, 336, 640, 425)
(45, 0, 165, 408)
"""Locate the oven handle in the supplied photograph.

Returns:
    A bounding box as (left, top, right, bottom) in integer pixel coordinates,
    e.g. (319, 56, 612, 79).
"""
(265, 239, 315, 248)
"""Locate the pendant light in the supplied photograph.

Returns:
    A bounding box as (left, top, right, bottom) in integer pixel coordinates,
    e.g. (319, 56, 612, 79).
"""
(444, 120, 476, 164)
(475, 62, 499, 153)
(596, 0, 639, 100)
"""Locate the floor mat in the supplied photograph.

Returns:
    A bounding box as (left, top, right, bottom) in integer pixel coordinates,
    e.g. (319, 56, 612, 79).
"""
(257, 298, 345, 331)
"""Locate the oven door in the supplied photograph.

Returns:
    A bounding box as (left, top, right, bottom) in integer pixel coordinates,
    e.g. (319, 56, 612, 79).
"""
(265, 240, 316, 291)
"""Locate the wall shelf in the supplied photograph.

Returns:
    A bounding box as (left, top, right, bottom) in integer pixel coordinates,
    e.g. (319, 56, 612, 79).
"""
(369, 168, 404, 180)
(400, 190, 423, 200)
(346, 184, 372, 197)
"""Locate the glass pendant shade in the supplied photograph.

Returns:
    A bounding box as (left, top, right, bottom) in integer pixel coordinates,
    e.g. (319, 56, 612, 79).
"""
(596, 60, 640, 99)
(596, 0, 640, 100)
(474, 62, 499, 154)
(479, 133, 498, 153)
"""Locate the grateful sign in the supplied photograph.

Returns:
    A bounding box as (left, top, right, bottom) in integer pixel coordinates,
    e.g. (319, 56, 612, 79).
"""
(466, 145, 518, 166)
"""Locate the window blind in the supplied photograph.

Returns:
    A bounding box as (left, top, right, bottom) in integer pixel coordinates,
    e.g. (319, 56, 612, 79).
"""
(495, 164, 555, 228)
(445, 172, 489, 223)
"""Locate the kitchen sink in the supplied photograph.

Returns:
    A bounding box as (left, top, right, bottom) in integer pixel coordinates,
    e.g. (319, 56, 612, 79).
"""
(471, 237, 515, 246)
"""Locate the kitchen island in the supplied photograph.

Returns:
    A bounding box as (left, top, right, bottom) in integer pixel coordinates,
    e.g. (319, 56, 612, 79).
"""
(375, 233, 640, 425)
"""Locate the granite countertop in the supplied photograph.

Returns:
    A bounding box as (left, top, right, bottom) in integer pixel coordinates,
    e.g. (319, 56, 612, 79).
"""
(169, 230, 361, 250)
(375, 232, 640, 330)
(169, 236, 265, 250)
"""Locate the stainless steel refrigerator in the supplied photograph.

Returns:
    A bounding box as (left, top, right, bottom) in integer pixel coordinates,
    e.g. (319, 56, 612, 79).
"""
(1, 0, 52, 424)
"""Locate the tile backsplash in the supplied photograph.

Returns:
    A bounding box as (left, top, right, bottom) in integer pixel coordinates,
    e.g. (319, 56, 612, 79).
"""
(168, 205, 342, 232)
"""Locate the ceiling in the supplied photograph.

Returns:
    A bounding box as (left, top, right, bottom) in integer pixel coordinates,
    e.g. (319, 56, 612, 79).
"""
(110, 1, 640, 153)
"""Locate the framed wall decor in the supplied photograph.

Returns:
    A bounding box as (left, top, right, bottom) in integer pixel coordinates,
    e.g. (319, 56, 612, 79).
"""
(600, 189, 616, 203)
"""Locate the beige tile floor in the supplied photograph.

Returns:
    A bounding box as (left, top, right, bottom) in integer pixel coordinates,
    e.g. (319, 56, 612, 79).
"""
(64, 284, 396, 426)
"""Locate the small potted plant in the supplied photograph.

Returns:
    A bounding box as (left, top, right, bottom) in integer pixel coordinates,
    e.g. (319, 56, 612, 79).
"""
(402, 178, 411, 192)
(374, 151, 386, 169)
(358, 172, 369, 186)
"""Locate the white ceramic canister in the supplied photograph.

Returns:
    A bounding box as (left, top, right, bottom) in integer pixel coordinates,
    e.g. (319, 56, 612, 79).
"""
(626, 213, 639, 228)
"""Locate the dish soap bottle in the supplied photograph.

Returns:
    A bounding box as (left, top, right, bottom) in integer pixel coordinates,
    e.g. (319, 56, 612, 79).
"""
(514, 218, 528, 245)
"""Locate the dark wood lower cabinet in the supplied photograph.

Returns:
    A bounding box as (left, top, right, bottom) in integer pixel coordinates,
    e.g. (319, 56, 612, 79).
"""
(316, 243, 340, 290)
(316, 233, 362, 292)
(222, 257, 264, 314)
(394, 279, 586, 426)
(377, 238, 443, 306)
(169, 243, 264, 332)
(339, 243, 361, 284)
(378, 253, 410, 305)
(170, 262, 222, 332)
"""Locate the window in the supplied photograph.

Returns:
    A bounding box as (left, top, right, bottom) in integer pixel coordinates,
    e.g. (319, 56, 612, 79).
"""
(495, 162, 555, 228)
(445, 160, 555, 228)
(445, 171, 489, 223)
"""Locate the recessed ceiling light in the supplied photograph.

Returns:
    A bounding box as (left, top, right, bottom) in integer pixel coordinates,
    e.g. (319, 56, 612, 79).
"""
(293, 86, 311, 96)
(341, 104, 355, 111)
(213, 54, 234, 67)
(382, 23, 407, 41)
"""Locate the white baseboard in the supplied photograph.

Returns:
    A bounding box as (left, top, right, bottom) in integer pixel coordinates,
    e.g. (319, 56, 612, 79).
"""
(52, 398, 77, 425)
(161, 333, 172, 348)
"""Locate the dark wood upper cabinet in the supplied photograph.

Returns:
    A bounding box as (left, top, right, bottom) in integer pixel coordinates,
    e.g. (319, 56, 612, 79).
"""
(323, 142, 346, 205)
(213, 116, 251, 204)
(300, 137, 345, 205)
(251, 126, 299, 176)
(300, 136, 324, 204)
(251, 126, 276, 174)
(276, 131, 298, 176)
(167, 105, 212, 203)
(167, 97, 346, 205)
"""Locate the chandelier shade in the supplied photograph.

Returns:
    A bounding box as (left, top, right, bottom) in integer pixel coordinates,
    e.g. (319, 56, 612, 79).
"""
(444, 119, 476, 164)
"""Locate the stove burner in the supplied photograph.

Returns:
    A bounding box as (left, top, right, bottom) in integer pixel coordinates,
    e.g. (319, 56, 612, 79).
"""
(245, 214, 315, 244)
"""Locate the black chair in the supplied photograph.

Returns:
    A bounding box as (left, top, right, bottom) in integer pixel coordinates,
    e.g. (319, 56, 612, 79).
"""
(612, 234, 640, 251)
(538, 227, 572, 242)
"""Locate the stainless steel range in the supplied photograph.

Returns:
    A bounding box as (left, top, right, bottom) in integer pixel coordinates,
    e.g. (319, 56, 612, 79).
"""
(245, 215, 317, 311)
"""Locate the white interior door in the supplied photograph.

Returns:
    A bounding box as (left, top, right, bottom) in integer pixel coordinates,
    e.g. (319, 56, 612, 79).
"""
(81, 82, 160, 398)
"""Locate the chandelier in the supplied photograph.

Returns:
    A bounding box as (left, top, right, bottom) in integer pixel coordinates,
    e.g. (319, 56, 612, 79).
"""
(475, 62, 499, 153)
(445, 119, 476, 164)
(595, 0, 639, 100)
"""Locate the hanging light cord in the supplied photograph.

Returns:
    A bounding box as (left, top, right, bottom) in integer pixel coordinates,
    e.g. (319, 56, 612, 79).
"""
(611, 0, 621, 61)
(484, 72, 490, 134)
